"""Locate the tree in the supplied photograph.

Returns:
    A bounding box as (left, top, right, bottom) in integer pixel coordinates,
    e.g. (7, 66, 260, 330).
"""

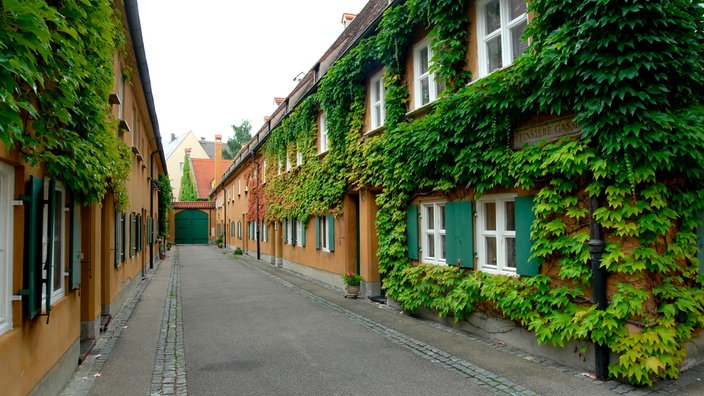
(225, 120, 253, 159)
(179, 155, 198, 201)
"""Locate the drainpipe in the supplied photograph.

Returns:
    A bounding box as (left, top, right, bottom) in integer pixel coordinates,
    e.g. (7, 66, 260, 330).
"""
(222, 184, 227, 247)
(589, 195, 610, 380)
(250, 150, 261, 260)
(149, 149, 159, 269)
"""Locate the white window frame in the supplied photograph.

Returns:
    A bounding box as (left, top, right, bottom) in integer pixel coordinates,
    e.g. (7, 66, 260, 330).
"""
(320, 215, 330, 252)
(420, 201, 447, 265)
(369, 69, 386, 130)
(286, 219, 294, 245)
(262, 160, 267, 184)
(476, 194, 517, 276)
(0, 162, 14, 335)
(296, 220, 304, 247)
(477, 0, 529, 77)
(319, 113, 329, 154)
(413, 38, 441, 109)
(296, 150, 303, 167)
(43, 181, 66, 302)
(285, 153, 292, 172)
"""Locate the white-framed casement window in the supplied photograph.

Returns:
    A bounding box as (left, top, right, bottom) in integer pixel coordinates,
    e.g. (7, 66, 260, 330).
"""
(369, 69, 386, 130)
(421, 202, 447, 265)
(477, 0, 529, 77)
(285, 153, 292, 172)
(413, 38, 443, 109)
(262, 160, 267, 184)
(319, 215, 331, 252)
(43, 181, 66, 302)
(319, 113, 329, 154)
(0, 162, 14, 335)
(296, 150, 303, 167)
(476, 194, 517, 275)
(295, 220, 304, 247)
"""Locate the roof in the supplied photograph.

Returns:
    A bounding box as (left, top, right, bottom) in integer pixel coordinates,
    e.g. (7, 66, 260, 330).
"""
(190, 158, 233, 199)
(173, 201, 215, 209)
(201, 140, 233, 159)
(163, 132, 188, 158)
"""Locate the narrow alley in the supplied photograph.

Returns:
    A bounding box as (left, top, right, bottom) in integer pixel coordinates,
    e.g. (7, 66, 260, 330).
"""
(60, 246, 704, 396)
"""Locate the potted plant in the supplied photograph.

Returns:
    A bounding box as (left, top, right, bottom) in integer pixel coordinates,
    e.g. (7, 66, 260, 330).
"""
(215, 233, 223, 248)
(159, 242, 166, 260)
(342, 272, 363, 298)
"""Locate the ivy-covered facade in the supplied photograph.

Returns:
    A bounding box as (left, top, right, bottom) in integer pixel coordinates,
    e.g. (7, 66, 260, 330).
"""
(213, 0, 704, 386)
(0, 1, 168, 394)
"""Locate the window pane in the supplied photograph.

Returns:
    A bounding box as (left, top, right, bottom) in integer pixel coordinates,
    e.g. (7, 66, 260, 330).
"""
(426, 206, 434, 230)
(439, 205, 446, 230)
(427, 234, 435, 257)
(440, 234, 446, 259)
(486, 36, 502, 73)
(420, 76, 430, 106)
(505, 201, 515, 231)
(484, 0, 501, 34)
(420, 47, 429, 74)
(485, 202, 496, 230)
(485, 236, 497, 265)
(510, 19, 529, 61)
(506, 237, 516, 268)
(508, 0, 527, 20)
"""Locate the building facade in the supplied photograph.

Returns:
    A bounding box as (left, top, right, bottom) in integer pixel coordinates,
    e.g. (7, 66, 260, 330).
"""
(0, 1, 168, 394)
(211, 0, 704, 385)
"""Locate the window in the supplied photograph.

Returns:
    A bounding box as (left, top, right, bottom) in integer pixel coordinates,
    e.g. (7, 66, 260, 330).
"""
(0, 162, 14, 335)
(319, 113, 329, 153)
(421, 202, 447, 265)
(316, 215, 335, 252)
(413, 38, 443, 109)
(237, 220, 242, 240)
(477, 0, 529, 76)
(285, 153, 292, 172)
(370, 70, 386, 130)
(262, 221, 268, 242)
(296, 150, 303, 167)
(296, 220, 304, 247)
(477, 194, 517, 275)
(179, 162, 184, 171)
(262, 160, 267, 184)
(43, 181, 66, 301)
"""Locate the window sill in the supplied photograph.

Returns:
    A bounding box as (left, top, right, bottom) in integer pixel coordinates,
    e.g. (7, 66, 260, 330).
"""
(407, 100, 437, 120)
(363, 125, 386, 138)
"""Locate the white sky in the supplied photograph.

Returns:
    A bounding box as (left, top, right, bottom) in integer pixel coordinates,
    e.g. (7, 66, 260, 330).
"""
(137, 0, 370, 143)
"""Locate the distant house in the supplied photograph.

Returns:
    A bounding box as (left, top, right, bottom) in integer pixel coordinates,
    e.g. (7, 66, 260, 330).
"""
(164, 131, 232, 199)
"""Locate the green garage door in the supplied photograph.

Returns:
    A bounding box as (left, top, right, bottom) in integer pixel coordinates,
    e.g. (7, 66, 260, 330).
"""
(175, 210, 209, 244)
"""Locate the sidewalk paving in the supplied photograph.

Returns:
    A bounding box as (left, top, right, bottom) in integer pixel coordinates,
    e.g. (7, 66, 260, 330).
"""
(61, 245, 704, 395)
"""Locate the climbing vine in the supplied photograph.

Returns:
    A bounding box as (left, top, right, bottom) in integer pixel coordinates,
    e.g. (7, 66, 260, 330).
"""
(0, 0, 132, 208)
(260, 0, 704, 385)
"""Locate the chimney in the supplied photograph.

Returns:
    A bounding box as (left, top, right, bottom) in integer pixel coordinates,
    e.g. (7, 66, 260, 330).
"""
(214, 135, 222, 185)
(170, 133, 176, 142)
(201, 137, 206, 143)
(341, 13, 356, 29)
(185, 147, 191, 156)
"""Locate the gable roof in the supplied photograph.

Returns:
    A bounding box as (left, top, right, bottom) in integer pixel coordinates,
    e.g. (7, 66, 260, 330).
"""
(190, 158, 233, 199)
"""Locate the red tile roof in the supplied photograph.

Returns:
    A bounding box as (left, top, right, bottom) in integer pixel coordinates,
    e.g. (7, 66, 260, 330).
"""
(190, 158, 233, 199)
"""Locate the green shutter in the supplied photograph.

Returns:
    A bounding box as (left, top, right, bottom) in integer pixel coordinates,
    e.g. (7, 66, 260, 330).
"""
(315, 216, 321, 249)
(515, 196, 539, 276)
(697, 213, 704, 273)
(44, 178, 56, 319)
(301, 220, 306, 247)
(22, 176, 44, 320)
(283, 219, 288, 244)
(407, 205, 419, 260)
(69, 201, 81, 290)
(446, 201, 474, 268)
(327, 214, 335, 252)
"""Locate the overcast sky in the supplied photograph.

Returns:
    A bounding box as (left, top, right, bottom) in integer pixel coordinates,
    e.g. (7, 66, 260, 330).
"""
(137, 0, 370, 143)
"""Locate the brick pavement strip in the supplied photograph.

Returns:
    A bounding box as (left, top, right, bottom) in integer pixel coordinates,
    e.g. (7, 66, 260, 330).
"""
(151, 249, 187, 396)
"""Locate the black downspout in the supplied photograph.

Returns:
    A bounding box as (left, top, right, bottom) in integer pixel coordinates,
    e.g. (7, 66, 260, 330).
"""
(251, 150, 261, 260)
(589, 195, 610, 380)
(149, 149, 159, 269)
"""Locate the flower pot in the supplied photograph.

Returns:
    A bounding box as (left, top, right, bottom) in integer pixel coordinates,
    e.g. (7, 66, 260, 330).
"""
(159, 253, 166, 260)
(344, 284, 360, 299)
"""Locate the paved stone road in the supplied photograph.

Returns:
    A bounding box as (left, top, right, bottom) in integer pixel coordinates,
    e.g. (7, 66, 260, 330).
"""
(62, 245, 704, 395)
